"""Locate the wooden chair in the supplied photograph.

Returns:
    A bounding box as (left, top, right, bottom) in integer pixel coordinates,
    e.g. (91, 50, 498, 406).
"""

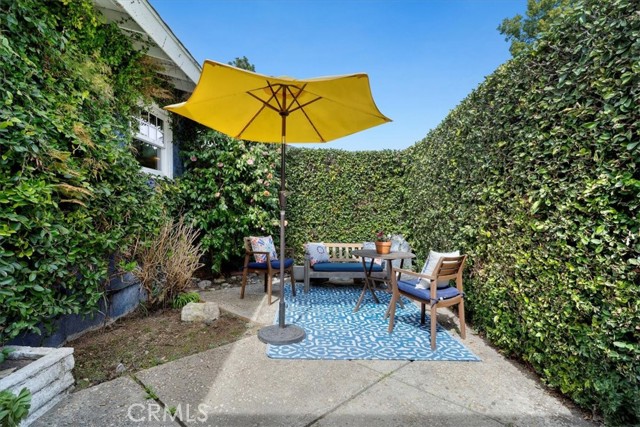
(386, 255, 467, 350)
(240, 237, 295, 305)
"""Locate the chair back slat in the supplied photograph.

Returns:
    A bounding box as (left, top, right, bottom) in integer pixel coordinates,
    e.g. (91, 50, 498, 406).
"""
(434, 256, 466, 280)
(323, 243, 363, 263)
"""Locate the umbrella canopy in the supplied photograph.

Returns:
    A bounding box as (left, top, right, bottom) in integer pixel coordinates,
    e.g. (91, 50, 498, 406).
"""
(164, 60, 390, 344)
(164, 60, 391, 144)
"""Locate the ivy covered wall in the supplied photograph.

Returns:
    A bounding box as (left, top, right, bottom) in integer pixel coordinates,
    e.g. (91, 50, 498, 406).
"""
(173, 127, 281, 272)
(0, 0, 171, 344)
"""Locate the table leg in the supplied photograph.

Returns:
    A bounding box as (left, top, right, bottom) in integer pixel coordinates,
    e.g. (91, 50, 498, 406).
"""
(397, 259, 405, 308)
(354, 256, 379, 312)
(366, 257, 380, 303)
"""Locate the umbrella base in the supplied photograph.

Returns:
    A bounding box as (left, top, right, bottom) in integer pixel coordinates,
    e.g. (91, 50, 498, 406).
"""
(258, 324, 305, 345)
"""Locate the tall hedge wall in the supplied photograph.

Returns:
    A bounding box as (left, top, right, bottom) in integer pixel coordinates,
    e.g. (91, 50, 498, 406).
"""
(402, 0, 638, 423)
(285, 148, 408, 256)
(0, 0, 171, 344)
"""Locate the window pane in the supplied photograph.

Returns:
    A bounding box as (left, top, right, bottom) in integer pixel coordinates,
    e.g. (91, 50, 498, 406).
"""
(134, 139, 160, 170)
(136, 110, 164, 146)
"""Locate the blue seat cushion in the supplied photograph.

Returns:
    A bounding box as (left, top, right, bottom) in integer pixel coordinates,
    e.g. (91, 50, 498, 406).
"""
(397, 279, 461, 302)
(396, 277, 420, 287)
(247, 258, 294, 270)
(312, 261, 384, 272)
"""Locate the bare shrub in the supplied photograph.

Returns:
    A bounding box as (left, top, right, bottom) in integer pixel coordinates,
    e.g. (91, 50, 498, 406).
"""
(130, 217, 203, 310)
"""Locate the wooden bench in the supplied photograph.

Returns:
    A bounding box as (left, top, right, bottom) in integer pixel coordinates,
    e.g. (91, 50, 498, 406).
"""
(303, 243, 386, 292)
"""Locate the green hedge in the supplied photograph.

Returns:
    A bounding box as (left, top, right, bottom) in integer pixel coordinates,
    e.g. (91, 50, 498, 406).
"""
(403, 0, 639, 423)
(3, 0, 636, 422)
(285, 148, 408, 258)
(0, 0, 170, 344)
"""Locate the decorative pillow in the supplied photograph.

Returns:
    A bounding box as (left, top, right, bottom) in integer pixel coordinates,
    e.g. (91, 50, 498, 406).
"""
(305, 242, 330, 266)
(250, 236, 278, 263)
(416, 250, 460, 290)
(362, 242, 383, 265)
(389, 235, 412, 269)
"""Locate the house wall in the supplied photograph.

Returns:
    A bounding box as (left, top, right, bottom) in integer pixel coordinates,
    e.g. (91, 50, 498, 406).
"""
(8, 273, 145, 347)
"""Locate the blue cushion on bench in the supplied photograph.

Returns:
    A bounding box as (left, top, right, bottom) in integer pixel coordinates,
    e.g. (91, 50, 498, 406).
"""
(398, 279, 461, 301)
(312, 261, 383, 272)
(247, 258, 294, 270)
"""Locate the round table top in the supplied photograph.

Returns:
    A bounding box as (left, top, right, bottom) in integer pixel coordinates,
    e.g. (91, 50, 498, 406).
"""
(351, 249, 415, 260)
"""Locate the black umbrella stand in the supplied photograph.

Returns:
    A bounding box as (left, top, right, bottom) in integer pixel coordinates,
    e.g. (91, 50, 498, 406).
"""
(257, 116, 306, 345)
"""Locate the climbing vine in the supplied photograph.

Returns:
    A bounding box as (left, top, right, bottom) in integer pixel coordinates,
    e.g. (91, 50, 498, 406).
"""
(0, 0, 172, 343)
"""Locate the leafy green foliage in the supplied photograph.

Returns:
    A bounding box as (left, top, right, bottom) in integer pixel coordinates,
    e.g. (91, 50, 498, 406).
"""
(1, 1, 636, 423)
(498, 0, 575, 56)
(286, 148, 409, 259)
(228, 56, 255, 72)
(175, 135, 409, 269)
(0, 0, 169, 344)
(171, 291, 202, 309)
(0, 349, 13, 365)
(0, 388, 31, 427)
(407, 0, 639, 423)
(172, 56, 280, 273)
(175, 128, 281, 272)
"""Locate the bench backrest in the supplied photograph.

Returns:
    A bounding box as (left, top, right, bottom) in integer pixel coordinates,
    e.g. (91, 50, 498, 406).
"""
(324, 243, 363, 263)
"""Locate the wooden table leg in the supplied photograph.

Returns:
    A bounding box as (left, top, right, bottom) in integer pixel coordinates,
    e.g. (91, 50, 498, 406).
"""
(354, 256, 379, 312)
(366, 257, 380, 303)
(395, 259, 405, 309)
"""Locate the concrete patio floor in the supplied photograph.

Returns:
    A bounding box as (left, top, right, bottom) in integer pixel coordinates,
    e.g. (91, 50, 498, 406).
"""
(34, 278, 599, 426)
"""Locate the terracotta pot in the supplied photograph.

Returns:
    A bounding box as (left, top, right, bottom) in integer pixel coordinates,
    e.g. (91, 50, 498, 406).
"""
(375, 241, 391, 254)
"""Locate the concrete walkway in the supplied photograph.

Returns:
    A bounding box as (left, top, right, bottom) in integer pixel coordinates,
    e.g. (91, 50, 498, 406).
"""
(34, 280, 598, 427)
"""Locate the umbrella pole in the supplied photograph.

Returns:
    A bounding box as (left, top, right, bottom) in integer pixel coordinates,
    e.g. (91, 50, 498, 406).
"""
(278, 142, 286, 328)
(257, 114, 305, 345)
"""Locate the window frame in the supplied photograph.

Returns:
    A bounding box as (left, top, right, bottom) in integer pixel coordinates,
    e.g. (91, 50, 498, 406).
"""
(135, 104, 173, 178)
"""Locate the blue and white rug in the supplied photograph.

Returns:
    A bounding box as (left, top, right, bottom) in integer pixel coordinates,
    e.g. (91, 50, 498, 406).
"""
(266, 285, 480, 361)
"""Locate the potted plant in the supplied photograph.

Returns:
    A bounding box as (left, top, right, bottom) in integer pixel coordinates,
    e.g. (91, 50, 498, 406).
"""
(375, 231, 391, 254)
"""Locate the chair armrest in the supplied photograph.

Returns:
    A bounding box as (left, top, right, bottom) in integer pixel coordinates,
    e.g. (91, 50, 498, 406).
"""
(246, 250, 270, 255)
(391, 267, 436, 281)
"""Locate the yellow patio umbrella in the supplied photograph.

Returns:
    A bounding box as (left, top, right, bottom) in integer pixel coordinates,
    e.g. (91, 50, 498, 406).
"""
(165, 60, 391, 344)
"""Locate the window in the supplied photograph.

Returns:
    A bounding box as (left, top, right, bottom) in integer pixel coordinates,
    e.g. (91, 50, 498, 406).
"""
(134, 107, 173, 178)
(133, 139, 160, 170)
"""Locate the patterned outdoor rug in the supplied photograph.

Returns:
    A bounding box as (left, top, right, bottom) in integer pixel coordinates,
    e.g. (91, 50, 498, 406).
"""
(266, 285, 480, 361)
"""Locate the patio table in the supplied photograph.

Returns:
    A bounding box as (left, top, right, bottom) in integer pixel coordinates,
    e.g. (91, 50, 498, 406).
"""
(351, 249, 415, 312)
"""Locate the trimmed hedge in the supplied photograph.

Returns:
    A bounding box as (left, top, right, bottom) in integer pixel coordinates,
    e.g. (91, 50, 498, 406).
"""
(402, 0, 639, 423)
(285, 148, 408, 257)
(283, 0, 638, 422)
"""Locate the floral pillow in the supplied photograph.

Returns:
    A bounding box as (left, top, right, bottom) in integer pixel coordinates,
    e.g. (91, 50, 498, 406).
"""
(304, 242, 330, 266)
(416, 250, 460, 289)
(249, 236, 278, 263)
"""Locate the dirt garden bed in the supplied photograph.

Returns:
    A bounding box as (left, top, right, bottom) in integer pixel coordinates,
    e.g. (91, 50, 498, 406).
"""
(71, 302, 255, 390)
